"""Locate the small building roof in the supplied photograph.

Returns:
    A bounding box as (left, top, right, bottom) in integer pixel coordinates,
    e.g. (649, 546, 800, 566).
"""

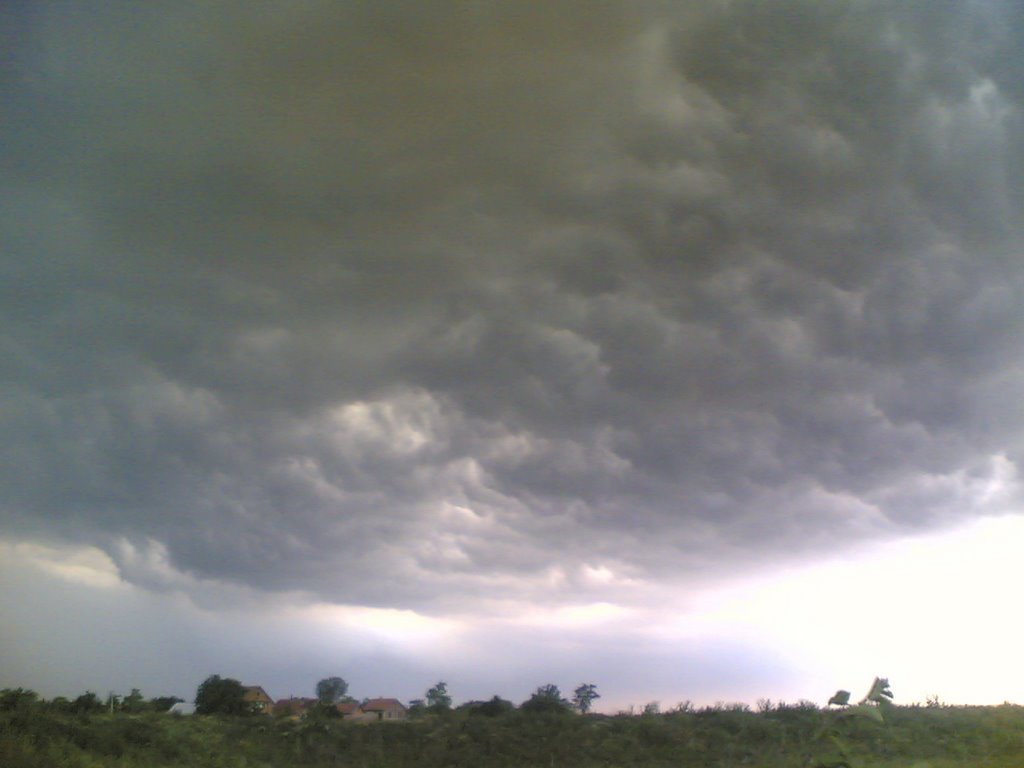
(362, 698, 406, 711)
(242, 686, 274, 704)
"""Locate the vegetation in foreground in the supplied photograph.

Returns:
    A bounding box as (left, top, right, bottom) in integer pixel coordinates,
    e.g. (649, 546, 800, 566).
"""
(3, 687, 1024, 768)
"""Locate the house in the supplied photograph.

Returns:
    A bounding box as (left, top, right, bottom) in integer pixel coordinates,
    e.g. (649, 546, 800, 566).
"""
(242, 685, 274, 714)
(168, 702, 195, 715)
(273, 697, 317, 718)
(361, 698, 407, 721)
(336, 701, 364, 719)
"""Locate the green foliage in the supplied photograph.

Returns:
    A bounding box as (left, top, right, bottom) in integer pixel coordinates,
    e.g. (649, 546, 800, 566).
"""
(865, 677, 894, 705)
(3, 699, 1024, 767)
(425, 681, 452, 711)
(813, 678, 895, 767)
(121, 688, 145, 713)
(48, 696, 72, 713)
(71, 692, 105, 714)
(846, 703, 884, 723)
(194, 675, 248, 716)
(829, 690, 851, 706)
(406, 698, 427, 718)
(520, 684, 571, 714)
(315, 676, 348, 705)
(306, 701, 342, 720)
(459, 695, 515, 718)
(573, 683, 600, 714)
(474, 695, 515, 717)
(0, 689, 39, 712)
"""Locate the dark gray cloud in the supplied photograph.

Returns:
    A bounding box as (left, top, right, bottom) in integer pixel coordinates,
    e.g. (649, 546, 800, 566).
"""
(3, 1, 1023, 610)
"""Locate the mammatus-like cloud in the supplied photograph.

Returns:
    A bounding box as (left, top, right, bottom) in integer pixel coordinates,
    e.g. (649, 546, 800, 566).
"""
(2, 1, 1023, 611)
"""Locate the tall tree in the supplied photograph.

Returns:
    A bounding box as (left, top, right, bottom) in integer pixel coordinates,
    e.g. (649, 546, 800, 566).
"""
(573, 683, 600, 714)
(71, 692, 104, 714)
(406, 698, 426, 718)
(426, 681, 452, 710)
(316, 676, 349, 705)
(194, 675, 248, 716)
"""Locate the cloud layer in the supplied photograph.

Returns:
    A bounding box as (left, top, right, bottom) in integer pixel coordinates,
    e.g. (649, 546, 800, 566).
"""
(3, 1, 1023, 613)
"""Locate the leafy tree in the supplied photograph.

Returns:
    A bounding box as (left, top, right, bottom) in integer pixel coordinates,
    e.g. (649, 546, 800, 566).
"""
(71, 692, 105, 714)
(121, 688, 145, 713)
(573, 683, 600, 713)
(0, 688, 39, 711)
(407, 698, 426, 718)
(521, 684, 571, 714)
(828, 690, 851, 707)
(49, 696, 72, 713)
(426, 681, 452, 711)
(473, 695, 515, 717)
(194, 675, 248, 716)
(863, 677, 893, 705)
(316, 676, 349, 705)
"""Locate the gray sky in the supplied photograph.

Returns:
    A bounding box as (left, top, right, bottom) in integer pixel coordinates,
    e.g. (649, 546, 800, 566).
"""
(3, 0, 1023, 710)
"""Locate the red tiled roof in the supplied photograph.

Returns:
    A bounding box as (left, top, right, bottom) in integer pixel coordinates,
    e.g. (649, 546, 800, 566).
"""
(362, 698, 406, 711)
(336, 701, 362, 715)
(274, 697, 316, 715)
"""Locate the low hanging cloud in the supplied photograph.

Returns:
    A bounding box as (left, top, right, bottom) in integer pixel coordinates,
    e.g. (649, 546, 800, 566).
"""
(2, 0, 1023, 612)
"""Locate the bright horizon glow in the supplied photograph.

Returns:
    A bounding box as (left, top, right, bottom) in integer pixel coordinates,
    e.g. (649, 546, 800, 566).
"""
(689, 513, 1024, 707)
(2, 514, 1021, 710)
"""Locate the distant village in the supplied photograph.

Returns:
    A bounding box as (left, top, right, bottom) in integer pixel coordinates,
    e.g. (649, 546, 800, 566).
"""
(248, 686, 407, 721)
(171, 684, 410, 721)
(168, 677, 600, 719)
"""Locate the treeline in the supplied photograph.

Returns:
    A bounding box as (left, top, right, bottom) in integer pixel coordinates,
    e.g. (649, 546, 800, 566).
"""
(4, 687, 1024, 767)
(192, 673, 599, 717)
(0, 679, 596, 721)
(0, 680, 594, 720)
(0, 687, 181, 715)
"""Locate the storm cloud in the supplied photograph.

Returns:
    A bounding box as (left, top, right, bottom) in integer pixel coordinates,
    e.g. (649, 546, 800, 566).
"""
(3, 0, 1023, 627)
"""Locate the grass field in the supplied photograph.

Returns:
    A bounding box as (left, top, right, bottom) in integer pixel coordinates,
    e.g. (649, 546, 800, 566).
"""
(3, 697, 1024, 767)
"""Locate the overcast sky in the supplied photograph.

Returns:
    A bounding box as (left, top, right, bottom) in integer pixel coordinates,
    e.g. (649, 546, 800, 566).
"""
(3, 0, 1024, 711)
